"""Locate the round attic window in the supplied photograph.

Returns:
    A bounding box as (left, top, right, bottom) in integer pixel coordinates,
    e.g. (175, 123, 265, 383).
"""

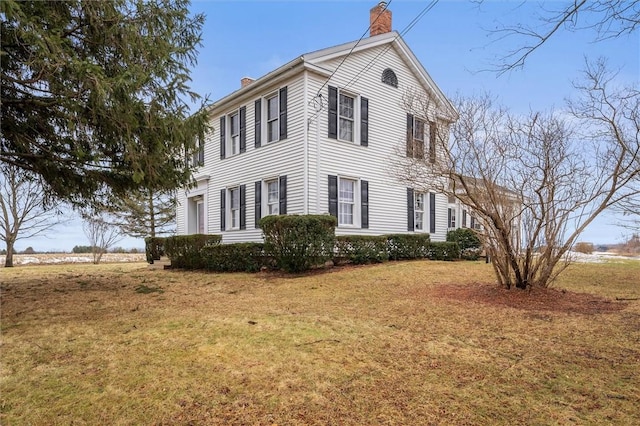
(381, 68, 398, 88)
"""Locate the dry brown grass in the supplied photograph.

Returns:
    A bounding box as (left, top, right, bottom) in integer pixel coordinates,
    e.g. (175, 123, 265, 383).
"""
(1, 260, 639, 425)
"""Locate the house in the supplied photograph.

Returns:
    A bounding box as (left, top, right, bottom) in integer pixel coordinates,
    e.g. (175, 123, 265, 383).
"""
(177, 2, 459, 243)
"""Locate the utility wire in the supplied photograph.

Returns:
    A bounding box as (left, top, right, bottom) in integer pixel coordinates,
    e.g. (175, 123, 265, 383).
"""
(315, 0, 393, 98)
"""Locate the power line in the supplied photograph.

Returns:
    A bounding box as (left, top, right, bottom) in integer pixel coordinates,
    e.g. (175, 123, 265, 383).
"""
(315, 0, 393, 98)
(343, 0, 439, 91)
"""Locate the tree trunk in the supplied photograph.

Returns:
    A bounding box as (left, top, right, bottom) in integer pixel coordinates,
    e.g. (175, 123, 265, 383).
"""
(148, 191, 156, 238)
(5, 239, 15, 267)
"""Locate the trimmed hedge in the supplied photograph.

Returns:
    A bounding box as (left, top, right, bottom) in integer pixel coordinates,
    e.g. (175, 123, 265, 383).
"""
(446, 228, 482, 260)
(145, 237, 166, 264)
(202, 243, 266, 272)
(334, 235, 389, 265)
(386, 234, 431, 260)
(164, 234, 221, 269)
(261, 215, 337, 273)
(427, 241, 461, 261)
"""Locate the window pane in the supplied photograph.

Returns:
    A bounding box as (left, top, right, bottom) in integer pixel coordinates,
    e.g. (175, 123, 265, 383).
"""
(339, 203, 353, 225)
(414, 119, 425, 141)
(231, 189, 239, 209)
(231, 113, 239, 135)
(415, 212, 423, 230)
(268, 121, 278, 142)
(339, 118, 353, 141)
(267, 96, 278, 121)
(339, 94, 354, 118)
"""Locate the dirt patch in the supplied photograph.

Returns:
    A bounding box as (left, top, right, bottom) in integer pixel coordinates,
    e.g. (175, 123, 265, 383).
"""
(432, 282, 628, 315)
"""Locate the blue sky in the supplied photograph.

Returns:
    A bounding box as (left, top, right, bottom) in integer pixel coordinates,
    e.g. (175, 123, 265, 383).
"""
(17, 0, 639, 252)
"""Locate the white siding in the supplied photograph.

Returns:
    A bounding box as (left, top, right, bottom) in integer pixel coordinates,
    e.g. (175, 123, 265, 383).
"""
(177, 38, 454, 243)
(307, 44, 450, 241)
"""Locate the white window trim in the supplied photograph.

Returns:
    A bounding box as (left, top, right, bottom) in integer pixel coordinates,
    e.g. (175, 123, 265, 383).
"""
(337, 176, 360, 228)
(227, 109, 240, 157)
(263, 91, 280, 144)
(263, 177, 280, 217)
(227, 186, 240, 230)
(337, 89, 360, 144)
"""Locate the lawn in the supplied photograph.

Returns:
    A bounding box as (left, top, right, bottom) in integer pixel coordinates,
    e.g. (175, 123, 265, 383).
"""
(1, 260, 639, 425)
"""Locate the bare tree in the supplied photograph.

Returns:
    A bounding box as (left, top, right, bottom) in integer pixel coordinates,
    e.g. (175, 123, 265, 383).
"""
(483, 0, 640, 73)
(394, 61, 639, 289)
(0, 164, 66, 267)
(82, 213, 122, 264)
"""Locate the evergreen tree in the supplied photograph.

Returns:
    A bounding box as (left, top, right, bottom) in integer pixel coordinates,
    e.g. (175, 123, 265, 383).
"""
(108, 188, 176, 238)
(1, 0, 209, 206)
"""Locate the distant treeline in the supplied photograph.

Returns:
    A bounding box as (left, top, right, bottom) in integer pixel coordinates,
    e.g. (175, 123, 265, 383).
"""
(0, 247, 142, 255)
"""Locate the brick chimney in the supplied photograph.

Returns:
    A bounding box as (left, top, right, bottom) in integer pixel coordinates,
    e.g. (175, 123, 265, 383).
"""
(241, 77, 255, 88)
(370, 1, 392, 36)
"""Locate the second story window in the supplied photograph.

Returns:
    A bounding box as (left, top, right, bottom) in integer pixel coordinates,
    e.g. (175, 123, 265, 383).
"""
(407, 114, 436, 162)
(328, 86, 369, 147)
(230, 112, 240, 155)
(219, 106, 246, 159)
(339, 93, 355, 142)
(267, 94, 279, 143)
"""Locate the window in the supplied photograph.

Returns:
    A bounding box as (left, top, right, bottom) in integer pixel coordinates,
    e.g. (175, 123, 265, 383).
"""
(255, 176, 287, 227)
(339, 93, 355, 142)
(328, 175, 368, 228)
(220, 107, 246, 159)
(192, 134, 204, 167)
(414, 192, 425, 230)
(406, 114, 428, 159)
(229, 112, 240, 155)
(448, 207, 456, 229)
(338, 178, 355, 225)
(229, 187, 240, 229)
(254, 87, 288, 148)
(221, 186, 245, 231)
(328, 86, 368, 146)
(381, 68, 398, 88)
(266, 179, 279, 215)
(266, 94, 279, 143)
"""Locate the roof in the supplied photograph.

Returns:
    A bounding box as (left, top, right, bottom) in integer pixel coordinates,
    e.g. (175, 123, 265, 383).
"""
(209, 31, 459, 121)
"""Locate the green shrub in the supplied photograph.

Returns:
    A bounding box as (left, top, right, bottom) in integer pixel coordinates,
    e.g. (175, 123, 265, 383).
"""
(261, 215, 337, 273)
(427, 241, 461, 261)
(163, 234, 221, 269)
(446, 228, 482, 260)
(144, 237, 166, 264)
(385, 234, 431, 260)
(334, 235, 389, 265)
(201, 243, 266, 273)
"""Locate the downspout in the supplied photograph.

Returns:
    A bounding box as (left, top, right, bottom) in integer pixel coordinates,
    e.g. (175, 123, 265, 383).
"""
(303, 70, 309, 214)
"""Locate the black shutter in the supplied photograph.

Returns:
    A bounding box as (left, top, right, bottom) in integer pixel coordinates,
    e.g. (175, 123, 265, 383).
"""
(255, 181, 262, 228)
(360, 97, 369, 147)
(328, 86, 338, 139)
(429, 121, 436, 163)
(254, 99, 262, 148)
(361, 180, 369, 229)
(220, 189, 226, 231)
(407, 188, 414, 231)
(220, 116, 226, 159)
(429, 193, 436, 234)
(239, 184, 246, 230)
(279, 86, 288, 140)
(279, 175, 287, 215)
(448, 208, 452, 229)
(328, 175, 338, 218)
(406, 113, 414, 157)
(239, 106, 246, 153)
